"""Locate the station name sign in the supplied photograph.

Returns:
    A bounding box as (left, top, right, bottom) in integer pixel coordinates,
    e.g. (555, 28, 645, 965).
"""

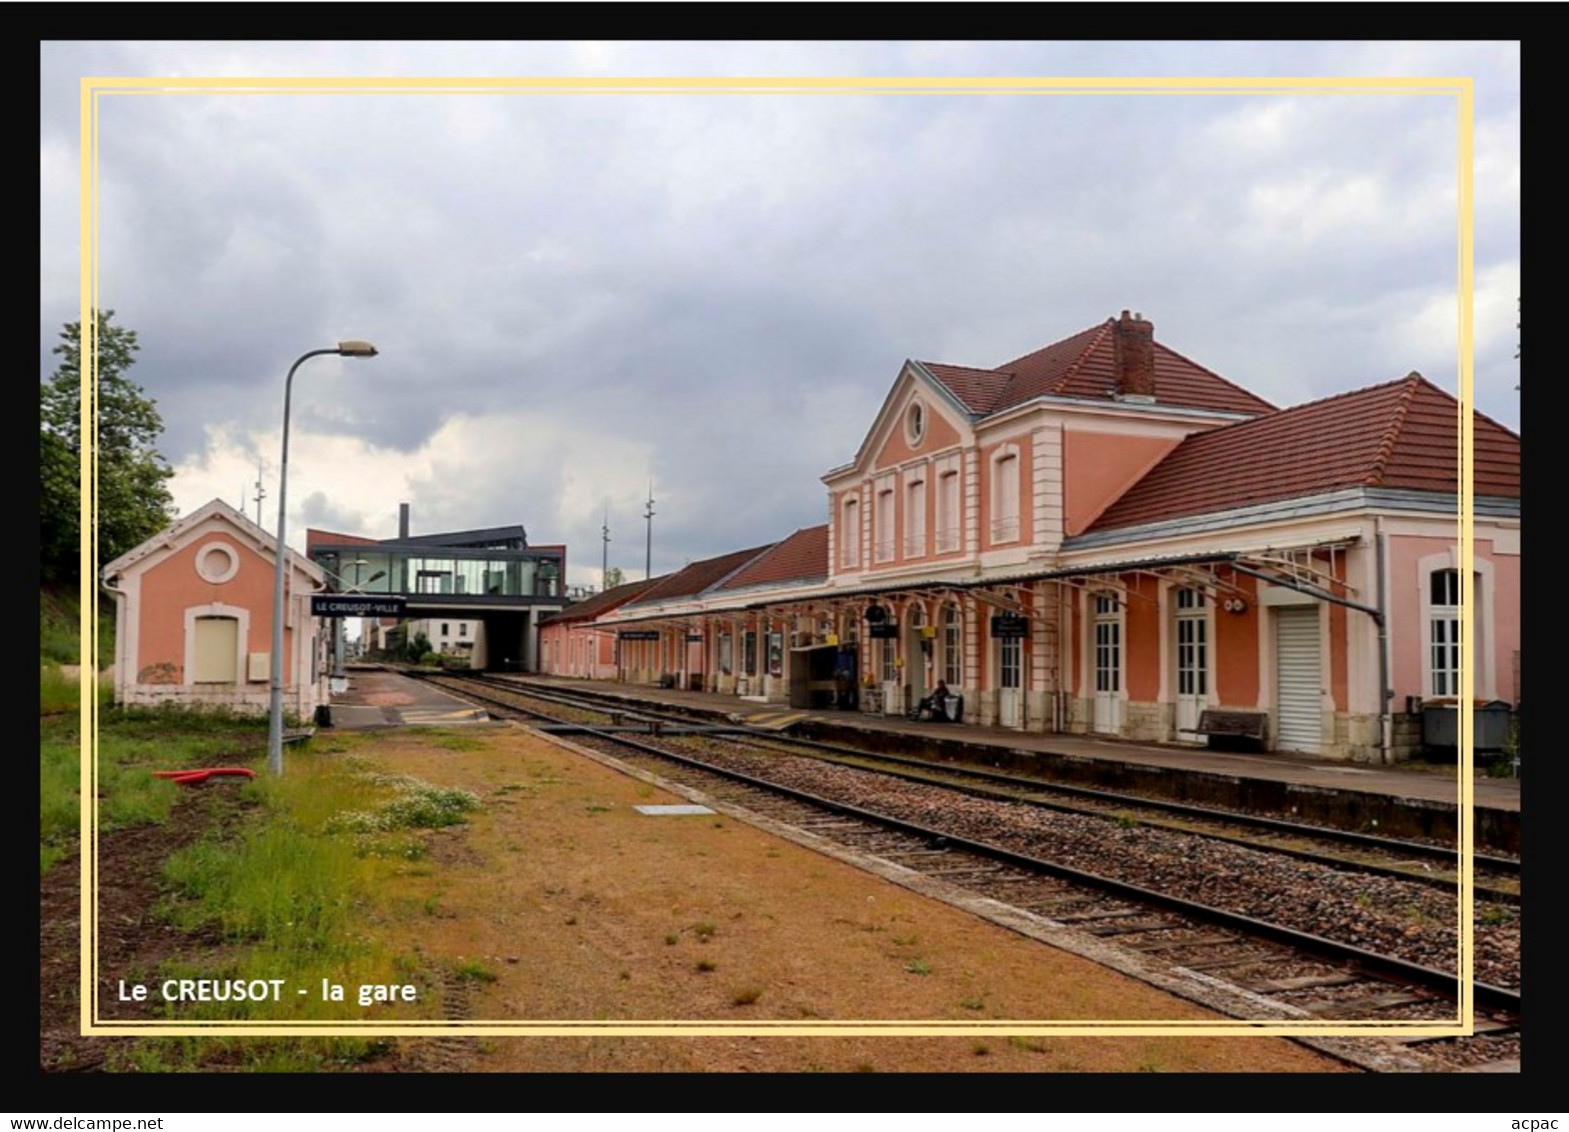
(311, 595, 407, 618)
(867, 623, 900, 639)
(618, 630, 661, 641)
(990, 613, 1028, 639)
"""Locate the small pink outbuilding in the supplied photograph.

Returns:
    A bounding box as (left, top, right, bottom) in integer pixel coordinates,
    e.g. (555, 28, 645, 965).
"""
(100, 498, 330, 720)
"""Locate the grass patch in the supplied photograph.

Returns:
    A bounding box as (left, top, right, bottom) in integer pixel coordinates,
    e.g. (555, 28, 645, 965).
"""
(1008, 1035, 1049, 1054)
(692, 921, 718, 941)
(453, 959, 498, 984)
(423, 731, 486, 753)
(730, 985, 762, 1005)
(959, 996, 985, 1011)
(695, 958, 717, 973)
(904, 961, 932, 976)
(41, 700, 269, 876)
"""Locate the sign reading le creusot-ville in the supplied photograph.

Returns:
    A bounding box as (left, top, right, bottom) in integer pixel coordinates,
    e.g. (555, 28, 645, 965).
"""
(311, 595, 408, 618)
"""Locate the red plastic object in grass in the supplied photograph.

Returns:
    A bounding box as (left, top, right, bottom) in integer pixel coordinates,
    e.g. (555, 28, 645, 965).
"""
(152, 767, 257, 786)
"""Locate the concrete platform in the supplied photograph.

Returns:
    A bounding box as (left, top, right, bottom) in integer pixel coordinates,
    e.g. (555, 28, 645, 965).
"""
(328, 667, 491, 729)
(517, 674, 1520, 853)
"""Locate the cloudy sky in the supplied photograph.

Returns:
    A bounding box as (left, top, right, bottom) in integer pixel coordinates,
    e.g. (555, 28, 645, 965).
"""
(40, 42, 1520, 590)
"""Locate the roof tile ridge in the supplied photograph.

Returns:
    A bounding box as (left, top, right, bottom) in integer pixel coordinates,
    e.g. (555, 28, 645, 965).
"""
(1053, 318, 1115, 393)
(1366, 372, 1424, 486)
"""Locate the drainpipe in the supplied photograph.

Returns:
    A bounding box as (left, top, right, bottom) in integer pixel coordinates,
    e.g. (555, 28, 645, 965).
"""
(1375, 518, 1392, 765)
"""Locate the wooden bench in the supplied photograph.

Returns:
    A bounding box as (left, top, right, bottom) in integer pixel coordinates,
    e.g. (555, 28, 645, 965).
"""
(1182, 709, 1268, 747)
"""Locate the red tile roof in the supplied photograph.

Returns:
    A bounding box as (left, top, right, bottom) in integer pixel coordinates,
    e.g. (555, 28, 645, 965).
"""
(540, 577, 665, 625)
(718, 526, 828, 590)
(628, 544, 775, 605)
(306, 528, 382, 552)
(1087, 374, 1520, 534)
(922, 318, 1276, 418)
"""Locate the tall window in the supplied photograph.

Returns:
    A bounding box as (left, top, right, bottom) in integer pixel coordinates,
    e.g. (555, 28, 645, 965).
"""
(991, 449, 1020, 543)
(943, 604, 963, 687)
(743, 630, 758, 677)
(881, 636, 898, 682)
(875, 485, 895, 562)
(841, 497, 859, 568)
(1094, 592, 1121, 694)
(905, 477, 927, 557)
(767, 632, 784, 677)
(1429, 569, 1461, 697)
(937, 469, 960, 552)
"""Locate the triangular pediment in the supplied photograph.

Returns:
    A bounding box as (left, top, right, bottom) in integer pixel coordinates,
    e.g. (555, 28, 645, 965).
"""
(833, 362, 973, 481)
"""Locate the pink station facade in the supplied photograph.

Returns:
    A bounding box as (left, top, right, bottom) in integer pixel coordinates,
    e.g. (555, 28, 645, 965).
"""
(540, 312, 1520, 763)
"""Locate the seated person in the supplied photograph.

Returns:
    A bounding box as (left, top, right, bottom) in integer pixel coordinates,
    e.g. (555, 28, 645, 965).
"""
(916, 680, 952, 721)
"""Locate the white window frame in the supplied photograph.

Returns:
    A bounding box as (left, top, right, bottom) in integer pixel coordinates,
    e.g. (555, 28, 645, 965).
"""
(936, 465, 961, 553)
(990, 444, 1021, 545)
(905, 474, 927, 558)
(841, 495, 860, 568)
(874, 476, 896, 563)
(1417, 549, 1495, 702)
(1428, 568, 1462, 698)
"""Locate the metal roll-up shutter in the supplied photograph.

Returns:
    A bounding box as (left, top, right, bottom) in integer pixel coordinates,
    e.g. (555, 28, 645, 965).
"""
(1274, 606, 1322, 754)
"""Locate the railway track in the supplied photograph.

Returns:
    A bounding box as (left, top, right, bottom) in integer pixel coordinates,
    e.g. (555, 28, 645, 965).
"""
(441, 672, 1520, 893)
(403, 668, 1522, 1072)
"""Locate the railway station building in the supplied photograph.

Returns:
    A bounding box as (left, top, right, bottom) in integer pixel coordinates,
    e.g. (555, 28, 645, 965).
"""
(541, 311, 1520, 764)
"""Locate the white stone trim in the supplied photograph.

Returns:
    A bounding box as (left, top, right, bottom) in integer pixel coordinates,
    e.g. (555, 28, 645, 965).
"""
(194, 539, 240, 584)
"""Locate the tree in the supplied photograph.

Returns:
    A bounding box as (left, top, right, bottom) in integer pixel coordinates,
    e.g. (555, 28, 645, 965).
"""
(603, 566, 625, 589)
(40, 310, 176, 580)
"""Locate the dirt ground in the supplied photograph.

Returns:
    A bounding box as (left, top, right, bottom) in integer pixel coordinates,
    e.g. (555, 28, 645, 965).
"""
(364, 724, 1348, 1074)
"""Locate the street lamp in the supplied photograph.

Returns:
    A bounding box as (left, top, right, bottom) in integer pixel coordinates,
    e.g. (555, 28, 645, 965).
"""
(268, 340, 379, 776)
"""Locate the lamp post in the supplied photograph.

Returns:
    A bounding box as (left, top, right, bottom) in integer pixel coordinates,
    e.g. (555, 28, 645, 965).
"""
(268, 341, 379, 776)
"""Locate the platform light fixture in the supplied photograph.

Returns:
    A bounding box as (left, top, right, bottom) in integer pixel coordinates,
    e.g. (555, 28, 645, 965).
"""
(268, 340, 380, 776)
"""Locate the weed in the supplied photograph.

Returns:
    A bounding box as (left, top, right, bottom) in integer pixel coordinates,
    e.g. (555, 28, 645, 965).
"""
(692, 921, 717, 941)
(1138, 1061, 1164, 1073)
(696, 959, 717, 973)
(1114, 812, 1139, 830)
(1479, 904, 1512, 926)
(564, 915, 578, 926)
(853, 1062, 876, 1073)
(619, 970, 630, 981)
(972, 1043, 990, 1057)
(960, 997, 985, 1011)
(904, 961, 932, 976)
(731, 986, 762, 1006)
(585, 804, 611, 814)
(327, 775, 480, 834)
(453, 959, 498, 984)
(1008, 1036, 1048, 1054)
(891, 934, 919, 947)
(665, 934, 680, 946)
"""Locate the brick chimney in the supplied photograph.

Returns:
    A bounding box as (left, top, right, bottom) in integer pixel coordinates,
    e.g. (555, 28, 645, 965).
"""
(398, 502, 410, 539)
(1113, 310, 1156, 403)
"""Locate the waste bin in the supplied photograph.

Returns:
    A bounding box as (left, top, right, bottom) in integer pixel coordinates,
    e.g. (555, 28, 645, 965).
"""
(1422, 700, 1512, 752)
